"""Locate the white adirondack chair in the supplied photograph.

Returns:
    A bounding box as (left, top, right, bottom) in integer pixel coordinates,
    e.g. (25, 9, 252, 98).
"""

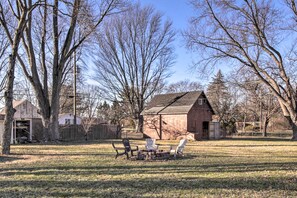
(145, 138, 159, 150)
(170, 139, 187, 158)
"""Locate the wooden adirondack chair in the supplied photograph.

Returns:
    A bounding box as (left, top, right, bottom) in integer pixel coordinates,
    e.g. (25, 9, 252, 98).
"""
(122, 138, 139, 157)
(145, 138, 159, 151)
(170, 139, 187, 159)
(112, 142, 129, 159)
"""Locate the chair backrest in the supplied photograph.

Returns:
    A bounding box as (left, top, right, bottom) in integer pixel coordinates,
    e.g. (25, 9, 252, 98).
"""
(112, 142, 116, 149)
(145, 138, 157, 150)
(122, 138, 131, 152)
(176, 139, 187, 153)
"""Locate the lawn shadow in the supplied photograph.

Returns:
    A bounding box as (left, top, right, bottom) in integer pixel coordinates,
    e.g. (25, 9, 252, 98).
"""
(10, 153, 109, 157)
(226, 137, 292, 142)
(0, 174, 296, 197)
(2, 161, 297, 176)
(0, 156, 24, 163)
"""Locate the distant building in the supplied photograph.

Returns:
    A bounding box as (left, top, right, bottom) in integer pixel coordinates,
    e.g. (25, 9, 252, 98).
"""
(0, 100, 43, 144)
(58, 113, 82, 125)
(142, 91, 220, 140)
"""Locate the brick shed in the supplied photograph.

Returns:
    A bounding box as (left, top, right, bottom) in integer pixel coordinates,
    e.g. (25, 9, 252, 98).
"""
(142, 91, 215, 140)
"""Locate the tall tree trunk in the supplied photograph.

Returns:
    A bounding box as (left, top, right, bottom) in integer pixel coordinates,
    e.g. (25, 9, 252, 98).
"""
(50, 110, 60, 140)
(286, 116, 297, 140)
(41, 117, 51, 141)
(263, 117, 269, 137)
(50, 82, 61, 140)
(134, 115, 143, 133)
(1, 56, 16, 154)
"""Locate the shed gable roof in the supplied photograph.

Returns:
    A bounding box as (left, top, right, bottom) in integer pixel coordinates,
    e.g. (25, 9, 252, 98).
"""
(143, 91, 203, 115)
(0, 99, 33, 115)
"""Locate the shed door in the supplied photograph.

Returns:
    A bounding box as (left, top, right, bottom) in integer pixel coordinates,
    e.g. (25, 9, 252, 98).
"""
(202, 121, 209, 139)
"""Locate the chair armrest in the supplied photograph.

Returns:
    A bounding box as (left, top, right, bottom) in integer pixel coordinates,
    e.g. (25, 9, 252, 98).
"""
(169, 145, 177, 151)
(114, 147, 126, 150)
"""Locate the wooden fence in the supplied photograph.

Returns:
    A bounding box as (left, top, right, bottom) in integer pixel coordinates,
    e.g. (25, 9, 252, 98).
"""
(60, 124, 120, 141)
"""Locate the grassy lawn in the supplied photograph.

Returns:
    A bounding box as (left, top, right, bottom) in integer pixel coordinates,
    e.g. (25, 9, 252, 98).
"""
(1, 138, 297, 197)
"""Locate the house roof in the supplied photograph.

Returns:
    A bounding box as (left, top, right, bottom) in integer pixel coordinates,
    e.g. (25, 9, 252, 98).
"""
(142, 91, 204, 115)
(0, 99, 28, 115)
(13, 100, 27, 108)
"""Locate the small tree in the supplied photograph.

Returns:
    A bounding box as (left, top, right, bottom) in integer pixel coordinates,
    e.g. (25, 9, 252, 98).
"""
(97, 101, 111, 122)
(232, 71, 281, 136)
(79, 86, 101, 140)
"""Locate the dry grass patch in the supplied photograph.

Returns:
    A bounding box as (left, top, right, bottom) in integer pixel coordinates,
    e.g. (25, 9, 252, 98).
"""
(0, 138, 297, 197)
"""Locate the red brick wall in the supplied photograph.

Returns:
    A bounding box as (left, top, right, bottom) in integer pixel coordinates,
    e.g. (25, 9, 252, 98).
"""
(143, 114, 188, 140)
(188, 96, 213, 139)
(143, 95, 214, 140)
(143, 115, 161, 139)
(162, 114, 188, 139)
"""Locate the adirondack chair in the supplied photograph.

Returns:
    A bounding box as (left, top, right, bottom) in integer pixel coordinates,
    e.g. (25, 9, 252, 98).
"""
(145, 138, 159, 151)
(112, 142, 129, 159)
(122, 138, 139, 157)
(170, 139, 187, 158)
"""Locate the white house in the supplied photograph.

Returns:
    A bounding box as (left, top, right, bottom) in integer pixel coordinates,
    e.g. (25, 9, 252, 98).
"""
(0, 99, 41, 144)
(58, 113, 82, 125)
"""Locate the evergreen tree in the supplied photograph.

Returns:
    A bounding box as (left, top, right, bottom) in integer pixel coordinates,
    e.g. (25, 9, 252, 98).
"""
(97, 101, 111, 122)
(207, 70, 238, 135)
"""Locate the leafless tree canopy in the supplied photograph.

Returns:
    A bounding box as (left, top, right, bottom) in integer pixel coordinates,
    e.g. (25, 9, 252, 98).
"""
(184, 0, 297, 140)
(10, 0, 126, 141)
(93, 4, 175, 132)
(0, 28, 9, 99)
(0, 0, 42, 154)
(164, 80, 203, 93)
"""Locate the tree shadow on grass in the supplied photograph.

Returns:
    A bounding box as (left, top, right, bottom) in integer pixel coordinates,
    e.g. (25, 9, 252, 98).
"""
(0, 175, 296, 197)
(1, 161, 297, 177)
(0, 156, 24, 163)
(19, 139, 120, 146)
(208, 144, 297, 148)
(10, 153, 109, 157)
(225, 137, 292, 142)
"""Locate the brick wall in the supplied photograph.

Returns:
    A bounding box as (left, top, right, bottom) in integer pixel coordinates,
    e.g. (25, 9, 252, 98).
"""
(143, 114, 189, 140)
(143, 95, 214, 140)
(188, 96, 213, 139)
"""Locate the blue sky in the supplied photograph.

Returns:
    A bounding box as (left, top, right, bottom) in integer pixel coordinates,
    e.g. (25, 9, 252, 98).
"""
(140, 0, 209, 85)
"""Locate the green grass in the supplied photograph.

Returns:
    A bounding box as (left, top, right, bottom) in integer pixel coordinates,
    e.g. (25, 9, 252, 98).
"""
(1, 138, 297, 197)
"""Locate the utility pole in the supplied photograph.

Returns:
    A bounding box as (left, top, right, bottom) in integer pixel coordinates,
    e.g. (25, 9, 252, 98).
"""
(73, 51, 77, 126)
(257, 85, 264, 136)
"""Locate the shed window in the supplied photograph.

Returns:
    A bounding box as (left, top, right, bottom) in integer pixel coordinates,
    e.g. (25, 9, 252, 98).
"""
(198, 98, 206, 105)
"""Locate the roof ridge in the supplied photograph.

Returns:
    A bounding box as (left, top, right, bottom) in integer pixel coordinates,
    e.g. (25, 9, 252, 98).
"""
(156, 90, 201, 96)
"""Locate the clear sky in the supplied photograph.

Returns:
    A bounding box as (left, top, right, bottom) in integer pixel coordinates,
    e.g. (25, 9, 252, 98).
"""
(140, 0, 209, 85)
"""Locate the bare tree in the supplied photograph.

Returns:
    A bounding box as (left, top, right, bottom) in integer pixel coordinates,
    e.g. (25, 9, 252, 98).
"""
(93, 4, 175, 133)
(0, 0, 41, 154)
(79, 86, 101, 140)
(185, 0, 297, 140)
(230, 70, 281, 136)
(164, 80, 203, 93)
(0, 28, 9, 102)
(16, 0, 125, 141)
